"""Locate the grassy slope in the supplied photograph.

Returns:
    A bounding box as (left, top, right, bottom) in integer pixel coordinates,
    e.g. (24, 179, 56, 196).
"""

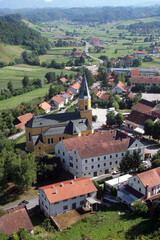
(0, 44, 24, 63)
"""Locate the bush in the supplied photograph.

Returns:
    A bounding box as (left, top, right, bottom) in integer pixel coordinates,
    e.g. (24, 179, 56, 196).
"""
(132, 200, 148, 216)
(92, 115, 98, 122)
(110, 186, 117, 197)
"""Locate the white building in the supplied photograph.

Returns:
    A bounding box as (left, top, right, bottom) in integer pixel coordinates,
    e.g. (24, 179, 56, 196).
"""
(39, 177, 97, 217)
(105, 174, 132, 191)
(117, 167, 160, 205)
(55, 130, 145, 178)
(111, 81, 129, 94)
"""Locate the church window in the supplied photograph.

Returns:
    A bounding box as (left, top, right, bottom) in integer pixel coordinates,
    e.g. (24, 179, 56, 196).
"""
(85, 105, 88, 110)
(28, 132, 31, 142)
(51, 138, 54, 144)
(63, 137, 65, 140)
(59, 137, 62, 141)
(48, 139, 50, 145)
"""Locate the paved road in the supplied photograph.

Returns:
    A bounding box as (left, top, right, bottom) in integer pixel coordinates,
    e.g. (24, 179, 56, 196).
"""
(2, 195, 39, 211)
(85, 42, 104, 64)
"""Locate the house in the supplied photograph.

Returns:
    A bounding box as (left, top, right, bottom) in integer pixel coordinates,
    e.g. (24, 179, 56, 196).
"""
(118, 167, 160, 205)
(133, 51, 146, 57)
(66, 91, 74, 100)
(58, 77, 67, 85)
(127, 91, 135, 100)
(125, 110, 158, 134)
(96, 91, 110, 101)
(131, 99, 160, 115)
(105, 174, 132, 192)
(0, 205, 33, 236)
(131, 75, 160, 91)
(39, 102, 51, 113)
(60, 92, 70, 104)
(128, 69, 140, 77)
(14, 113, 33, 130)
(55, 130, 144, 178)
(39, 177, 98, 217)
(25, 74, 93, 155)
(51, 95, 64, 109)
(67, 80, 82, 95)
(112, 81, 130, 94)
(74, 51, 82, 58)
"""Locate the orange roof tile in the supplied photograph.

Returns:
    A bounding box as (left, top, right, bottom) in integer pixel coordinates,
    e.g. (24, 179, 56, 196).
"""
(39, 101, 51, 111)
(131, 76, 160, 84)
(59, 77, 67, 83)
(52, 95, 64, 104)
(132, 99, 156, 114)
(17, 113, 33, 124)
(129, 69, 140, 75)
(40, 177, 97, 203)
(137, 167, 160, 188)
(70, 81, 81, 90)
(113, 81, 129, 93)
(0, 207, 33, 236)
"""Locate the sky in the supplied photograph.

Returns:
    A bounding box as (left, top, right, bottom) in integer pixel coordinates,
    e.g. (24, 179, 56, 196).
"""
(0, 0, 159, 9)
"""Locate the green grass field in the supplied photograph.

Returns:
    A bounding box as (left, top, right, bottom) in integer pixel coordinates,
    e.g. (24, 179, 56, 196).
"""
(0, 44, 24, 63)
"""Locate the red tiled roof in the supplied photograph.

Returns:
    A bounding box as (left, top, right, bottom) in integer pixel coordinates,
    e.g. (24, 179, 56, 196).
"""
(62, 130, 130, 159)
(59, 77, 67, 83)
(137, 167, 160, 188)
(0, 207, 33, 236)
(52, 95, 64, 104)
(39, 101, 51, 111)
(145, 193, 160, 202)
(113, 81, 129, 93)
(131, 76, 160, 84)
(15, 113, 33, 130)
(129, 69, 140, 75)
(134, 51, 146, 55)
(126, 110, 157, 126)
(92, 72, 99, 76)
(70, 81, 81, 90)
(127, 92, 135, 100)
(132, 99, 156, 114)
(39, 177, 97, 204)
(101, 94, 110, 101)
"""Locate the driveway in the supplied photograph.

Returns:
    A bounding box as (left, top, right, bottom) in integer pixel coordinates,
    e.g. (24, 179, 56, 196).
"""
(92, 108, 107, 129)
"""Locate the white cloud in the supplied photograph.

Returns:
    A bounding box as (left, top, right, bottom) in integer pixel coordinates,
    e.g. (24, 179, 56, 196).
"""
(44, 0, 53, 2)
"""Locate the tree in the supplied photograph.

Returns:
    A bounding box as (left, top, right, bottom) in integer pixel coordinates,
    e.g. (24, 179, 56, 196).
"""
(120, 151, 132, 173)
(120, 150, 142, 173)
(22, 76, 30, 88)
(7, 81, 13, 93)
(132, 200, 148, 216)
(45, 72, 56, 84)
(115, 112, 124, 126)
(106, 111, 115, 126)
(152, 120, 160, 141)
(144, 119, 154, 139)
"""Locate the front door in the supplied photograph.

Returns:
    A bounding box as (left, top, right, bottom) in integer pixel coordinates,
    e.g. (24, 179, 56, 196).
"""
(94, 172, 97, 177)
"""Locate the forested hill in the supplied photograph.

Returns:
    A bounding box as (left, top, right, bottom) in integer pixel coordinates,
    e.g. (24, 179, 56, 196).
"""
(0, 14, 50, 54)
(1, 6, 160, 23)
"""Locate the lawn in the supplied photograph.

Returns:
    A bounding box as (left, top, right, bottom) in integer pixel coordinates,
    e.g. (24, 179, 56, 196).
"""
(31, 204, 157, 240)
(0, 43, 24, 63)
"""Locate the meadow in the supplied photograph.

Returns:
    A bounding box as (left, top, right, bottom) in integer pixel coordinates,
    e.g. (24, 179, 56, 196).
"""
(0, 44, 24, 63)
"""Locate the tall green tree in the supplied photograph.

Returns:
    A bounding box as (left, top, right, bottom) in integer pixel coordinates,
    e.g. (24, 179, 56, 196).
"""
(106, 111, 115, 126)
(152, 120, 160, 141)
(22, 76, 30, 88)
(144, 119, 154, 139)
(115, 112, 124, 126)
(7, 81, 13, 93)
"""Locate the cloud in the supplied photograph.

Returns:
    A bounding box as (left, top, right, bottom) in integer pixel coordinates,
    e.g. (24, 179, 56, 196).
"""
(44, 0, 53, 2)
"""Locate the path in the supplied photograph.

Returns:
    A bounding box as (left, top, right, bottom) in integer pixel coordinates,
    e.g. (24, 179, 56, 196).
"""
(85, 42, 104, 64)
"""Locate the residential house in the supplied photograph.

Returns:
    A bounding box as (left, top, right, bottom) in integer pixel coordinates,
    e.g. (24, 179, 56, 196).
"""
(131, 99, 160, 115)
(96, 91, 110, 101)
(66, 91, 75, 100)
(55, 130, 144, 178)
(105, 174, 132, 192)
(51, 95, 64, 109)
(39, 102, 51, 114)
(0, 205, 33, 236)
(112, 81, 130, 94)
(58, 77, 67, 85)
(60, 92, 70, 104)
(133, 51, 146, 57)
(131, 75, 160, 91)
(39, 177, 98, 217)
(118, 167, 160, 205)
(127, 91, 135, 100)
(25, 74, 93, 155)
(128, 69, 140, 77)
(74, 51, 82, 58)
(14, 113, 33, 131)
(76, 42, 83, 47)
(67, 80, 82, 95)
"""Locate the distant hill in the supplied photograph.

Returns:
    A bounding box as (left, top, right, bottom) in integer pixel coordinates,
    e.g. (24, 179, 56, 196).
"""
(0, 6, 160, 23)
(0, 14, 50, 55)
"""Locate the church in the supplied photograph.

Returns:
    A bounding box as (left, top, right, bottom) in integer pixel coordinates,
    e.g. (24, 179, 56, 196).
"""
(25, 74, 93, 155)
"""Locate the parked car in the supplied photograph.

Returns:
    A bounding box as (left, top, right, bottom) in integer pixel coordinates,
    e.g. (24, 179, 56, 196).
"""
(18, 200, 29, 205)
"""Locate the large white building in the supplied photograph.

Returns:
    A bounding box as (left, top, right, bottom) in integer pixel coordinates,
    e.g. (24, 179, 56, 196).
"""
(55, 130, 145, 178)
(39, 177, 97, 217)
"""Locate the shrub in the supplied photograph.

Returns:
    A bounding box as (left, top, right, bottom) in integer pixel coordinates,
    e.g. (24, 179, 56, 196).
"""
(132, 200, 148, 216)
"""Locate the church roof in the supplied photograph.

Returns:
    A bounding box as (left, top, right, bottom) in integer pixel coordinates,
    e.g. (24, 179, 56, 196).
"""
(79, 74, 91, 100)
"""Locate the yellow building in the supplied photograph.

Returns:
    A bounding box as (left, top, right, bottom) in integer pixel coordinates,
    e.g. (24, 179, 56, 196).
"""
(25, 74, 93, 155)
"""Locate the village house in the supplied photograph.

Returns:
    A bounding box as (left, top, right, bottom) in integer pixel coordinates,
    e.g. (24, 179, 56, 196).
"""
(39, 101, 51, 114)
(55, 130, 144, 178)
(0, 205, 33, 236)
(74, 50, 82, 58)
(50, 95, 65, 110)
(133, 51, 146, 57)
(39, 177, 98, 217)
(60, 92, 70, 104)
(111, 81, 130, 94)
(14, 113, 33, 131)
(67, 80, 82, 94)
(58, 77, 67, 85)
(118, 167, 160, 206)
(128, 69, 141, 77)
(25, 74, 93, 155)
(131, 75, 160, 91)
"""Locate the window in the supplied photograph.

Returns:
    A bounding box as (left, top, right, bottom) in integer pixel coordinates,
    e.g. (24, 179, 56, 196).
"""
(63, 199, 68, 202)
(97, 164, 100, 168)
(70, 162, 73, 168)
(70, 156, 73, 160)
(115, 161, 118, 164)
(121, 153, 124, 156)
(104, 163, 106, 166)
(87, 193, 91, 197)
(42, 201, 44, 206)
(134, 178, 136, 181)
(110, 155, 112, 158)
(58, 150, 60, 154)
(39, 147, 41, 150)
(72, 197, 76, 199)
(98, 157, 100, 161)
(63, 159, 65, 163)
(45, 205, 48, 209)
(59, 137, 61, 141)
(110, 162, 112, 165)
(28, 132, 31, 142)
(139, 188, 141, 192)
(85, 167, 88, 170)
(63, 205, 68, 210)
(104, 156, 106, 160)
(116, 154, 118, 157)
(135, 144, 137, 147)
(62, 137, 65, 140)
(48, 138, 50, 145)
(80, 200, 84, 205)
(63, 152, 65, 156)
(74, 151, 76, 154)
(51, 138, 54, 144)
(85, 160, 88, 163)
(91, 165, 94, 169)
(91, 158, 94, 162)
(76, 159, 78, 162)
(76, 165, 78, 169)
(138, 180, 140, 184)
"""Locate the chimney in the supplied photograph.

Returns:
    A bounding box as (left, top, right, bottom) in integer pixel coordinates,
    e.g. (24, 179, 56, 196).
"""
(60, 183, 64, 187)
(145, 184, 149, 199)
(74, 176, 76, 180)
(117, 184, 120, 191)
(70, 180, 74, 184)
(55, 189, 58, 194)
